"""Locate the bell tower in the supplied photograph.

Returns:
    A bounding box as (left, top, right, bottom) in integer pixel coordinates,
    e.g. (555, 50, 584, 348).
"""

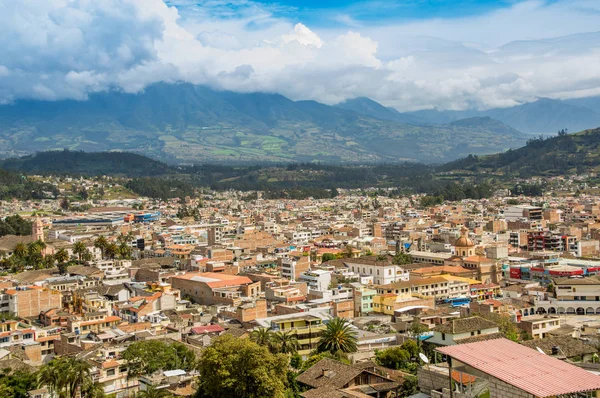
(32, 216, 44, 242)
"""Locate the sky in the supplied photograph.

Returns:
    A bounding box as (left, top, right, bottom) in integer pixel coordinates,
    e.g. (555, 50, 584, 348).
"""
(2, 0, 600, 111)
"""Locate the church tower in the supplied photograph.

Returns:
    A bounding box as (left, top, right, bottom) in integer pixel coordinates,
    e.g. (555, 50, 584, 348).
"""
(32, 216, 44, 242)
(455, 226, 474, 257)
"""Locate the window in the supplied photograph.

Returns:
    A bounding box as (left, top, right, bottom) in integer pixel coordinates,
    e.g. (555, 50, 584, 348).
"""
(441, 333, 446, 341)
(106, 369, 116, 376)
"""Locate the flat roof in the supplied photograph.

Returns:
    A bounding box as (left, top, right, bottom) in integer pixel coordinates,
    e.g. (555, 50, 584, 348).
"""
(437, 338, 600, 397)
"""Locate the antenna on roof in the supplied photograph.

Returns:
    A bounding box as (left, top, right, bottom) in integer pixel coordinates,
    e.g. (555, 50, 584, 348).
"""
(536, 347, 546, 355)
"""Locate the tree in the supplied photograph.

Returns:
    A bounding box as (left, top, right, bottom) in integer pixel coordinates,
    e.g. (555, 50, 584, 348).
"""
(194, 334, 288, 398)
(94, 236, 108, 258)
(393, 252, 413, 265)
(55, 248, 69, 264)
(250, 327, 273, 347)
(408, 318, 429, 348)
(60, 197, 70, 211)
(321, 253, 337, 263)
(0, 367, 37, 398)
(375, 347, 410, 370)
(72, 241, 86, 264)
(317, 318, 358, 355)
(117, 242, 132, 259)
(104, 242, 118, 260)
(271, 331, 299, 354)
(137, 386, 172, 398)
(122, 340, 196, 378)
(343, 245, 355, 258)
(37, 356, 92, 398)
(13, 243, 27, 259)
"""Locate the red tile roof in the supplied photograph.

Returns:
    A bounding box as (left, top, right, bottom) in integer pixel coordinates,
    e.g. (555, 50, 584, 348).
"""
(437, 338, 600, 397)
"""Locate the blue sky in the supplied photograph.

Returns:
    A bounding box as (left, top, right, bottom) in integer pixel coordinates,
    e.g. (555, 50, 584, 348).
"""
(251, 0, 518, 24)
(2, 0, 600, 110)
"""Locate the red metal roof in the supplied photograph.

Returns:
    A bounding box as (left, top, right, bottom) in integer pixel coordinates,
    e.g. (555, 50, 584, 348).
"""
(437, 338, 600, 397)
(190, 324, 225, 334)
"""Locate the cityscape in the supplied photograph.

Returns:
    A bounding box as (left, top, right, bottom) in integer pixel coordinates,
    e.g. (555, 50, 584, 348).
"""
(3, 1, 600, 398)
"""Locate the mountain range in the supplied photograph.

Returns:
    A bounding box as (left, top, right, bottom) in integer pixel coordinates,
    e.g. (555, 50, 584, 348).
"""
(0, 83, 525, 164)
(338, 96, 600, 134)
(1, 82, 598, 163)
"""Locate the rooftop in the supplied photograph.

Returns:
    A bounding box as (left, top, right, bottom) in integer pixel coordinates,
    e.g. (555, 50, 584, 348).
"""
(437, 338, 600, 397)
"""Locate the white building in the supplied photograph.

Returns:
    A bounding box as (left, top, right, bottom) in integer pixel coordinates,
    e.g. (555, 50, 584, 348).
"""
(299, 269, 332, 291)
(344, 261, 408, 285)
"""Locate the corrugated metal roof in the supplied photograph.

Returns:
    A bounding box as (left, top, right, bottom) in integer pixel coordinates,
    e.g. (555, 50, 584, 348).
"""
(437, 338, 600, 397)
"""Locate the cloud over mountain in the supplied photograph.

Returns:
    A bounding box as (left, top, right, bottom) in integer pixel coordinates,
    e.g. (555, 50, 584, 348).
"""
(2, 0, 600, 111)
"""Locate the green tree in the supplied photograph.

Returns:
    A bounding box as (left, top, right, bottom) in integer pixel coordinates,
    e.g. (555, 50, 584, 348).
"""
(250, 327, 273, 347)
(72, 241, 86, 264)
(94, 236, 108, 259)
(137, 386, 173, 398)
(271, 330, 299, 354)
(321, 253, 337, 263)
(393, 252, 413, 265)
(194, 334, 288, 398)
(55, 248, 69, 264)
(317, 318, 358, 355)
(375, 347, 410, 370)
(0, 367, 37, 398)
(104, 242, 118, 260)
(122, 340, 196, 378)
(37, 356, 92, 398)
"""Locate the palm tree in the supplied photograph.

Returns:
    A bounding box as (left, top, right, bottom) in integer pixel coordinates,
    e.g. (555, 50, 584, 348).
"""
(317, 318, 358, 355)
(55, 248, 69, 264)
(94, 236, 108, 259)
(43, 254, 56, 269)
(13, 242, 27, 259)
(81, 381, 105, 398)
(38, 354, 93, 398)
(118, 241, 132, 259)
(104, 242, 118, 259)
(65, 357, 92, 398)
(271, 330, 299, 354)
(137, 386, 173, 398)
(72, 241, 86, 263)
(250, 327, 273, 347)
(81, 249, 93, 262)
(37, 360, 61, 398)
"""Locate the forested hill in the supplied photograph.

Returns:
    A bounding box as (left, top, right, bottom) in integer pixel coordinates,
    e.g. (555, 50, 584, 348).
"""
(440, 127, 600, 177)
(0, 150, 172, 177)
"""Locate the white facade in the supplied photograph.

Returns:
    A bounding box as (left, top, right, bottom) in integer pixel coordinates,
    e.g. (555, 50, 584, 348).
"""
(344, 262, 408, 285)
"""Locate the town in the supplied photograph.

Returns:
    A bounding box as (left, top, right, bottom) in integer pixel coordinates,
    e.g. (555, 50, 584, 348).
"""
(1, 175, 600, 398)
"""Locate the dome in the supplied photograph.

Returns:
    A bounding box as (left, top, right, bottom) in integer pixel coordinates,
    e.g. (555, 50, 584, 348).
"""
(455, 236, 475, 247)
(455, 226, 474, 247)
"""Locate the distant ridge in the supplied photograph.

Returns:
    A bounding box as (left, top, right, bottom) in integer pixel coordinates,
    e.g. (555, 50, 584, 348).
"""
(0, 83, 526, 164)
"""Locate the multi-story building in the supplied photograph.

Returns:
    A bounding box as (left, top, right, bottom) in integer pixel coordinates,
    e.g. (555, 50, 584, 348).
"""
(535, 275, 600, 315)
(171, 272, 260, 306)
(3, 286, 62, 317)
(343, 260, 408, 285)
(255, 312, 329, 357)
(299, 269, 332, 291)
(280, 256, 310, 281)
(517, 316, 561, 339)
(352, 285, 377, 317)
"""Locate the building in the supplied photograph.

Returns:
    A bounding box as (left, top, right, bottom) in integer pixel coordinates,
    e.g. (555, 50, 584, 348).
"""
(535, 275, 600, 315)
(170, 272, 260, 306)
(299, 269, 332, 291)
(505, 205, 544, 221)
(518, 316, 561, 339)
(454, 226, 476, 257)
(343, 260, 408, 285)
(436, 338, 600, 398)
(428, 316, 500, 346)
(256, 313, 328, 357)
(297, 358, 401, 397)
(280, 256, 310, 281)
(3, 286, 62, 317)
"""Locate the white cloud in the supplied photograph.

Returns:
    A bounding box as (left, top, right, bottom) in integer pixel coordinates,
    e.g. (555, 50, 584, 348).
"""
(1, 0, 600, 111)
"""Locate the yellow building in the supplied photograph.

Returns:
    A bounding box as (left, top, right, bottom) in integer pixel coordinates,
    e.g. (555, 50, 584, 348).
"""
(269, 315, 327, 357)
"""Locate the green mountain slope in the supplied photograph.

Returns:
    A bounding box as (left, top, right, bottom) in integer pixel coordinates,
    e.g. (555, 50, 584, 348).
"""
(440, 127, 600, 177)
(0, 150, 171, 176)
(0, 83, 526, 163)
